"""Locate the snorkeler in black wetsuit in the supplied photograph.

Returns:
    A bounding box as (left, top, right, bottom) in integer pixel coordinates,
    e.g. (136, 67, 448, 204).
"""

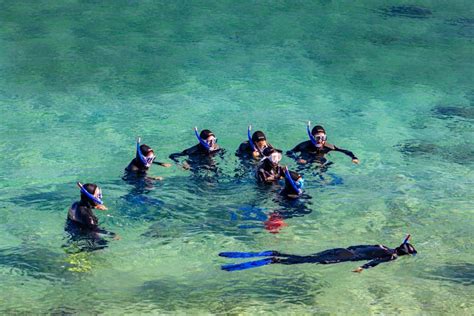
(124, 137, 171, 180)
(169, 128, 224, 172)
(219, 235, 417, 272)
(236, 127, 281, 160)
(280, 168, 304, 199)
(287, 122, 359, 166)
(65, 182, 117, 251)
(255, 147, 284, 183)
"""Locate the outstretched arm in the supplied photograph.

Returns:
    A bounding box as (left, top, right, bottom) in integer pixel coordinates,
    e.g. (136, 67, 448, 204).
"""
(286, 142, 305, 162)
(333, 145, 359, 164)
(353, 257, 394, 272)
(153, 161, 172, 167)
(169, 151, 187, 163)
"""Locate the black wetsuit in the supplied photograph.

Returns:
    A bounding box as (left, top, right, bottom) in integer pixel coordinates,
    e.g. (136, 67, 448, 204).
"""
(169, 144, 224, 173)
(256, 159, 284, 183)
(125, 158, 149, 175)
(272, 244, 398, 269)
(65, 201, 115, 251)
(124, 158, 168, 179)
(236, 142, 280, 159)
(287, 141, 357, 164)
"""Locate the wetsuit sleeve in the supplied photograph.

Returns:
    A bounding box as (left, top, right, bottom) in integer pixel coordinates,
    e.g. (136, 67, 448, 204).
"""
(333, 145, 358, 160)
(169, 150, 188, 163)
(286, 142, 304, 159)
(360, 257, 394, 270)
(236, 142, 251, 156)
(153, 161, 170, 166)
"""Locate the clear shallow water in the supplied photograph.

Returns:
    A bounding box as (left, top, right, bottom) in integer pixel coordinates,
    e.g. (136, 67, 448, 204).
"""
(0, 0, 473, 314)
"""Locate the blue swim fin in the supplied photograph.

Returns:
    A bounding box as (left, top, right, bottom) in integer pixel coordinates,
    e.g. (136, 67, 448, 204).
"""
(219, 251, 276, 258)
(221, 258, 274, 271)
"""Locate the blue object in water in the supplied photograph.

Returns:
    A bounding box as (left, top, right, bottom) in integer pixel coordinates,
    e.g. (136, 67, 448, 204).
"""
(247, 125, 256, 151)
(77, 182, 103, 205)
(136, 137, 155, 166)
(219, 251, 275, 258)
(221, 258, 273, 271)
(284, 167, 303, 195)
(194, 127, 211, 151)
(307, 121, 318, 146)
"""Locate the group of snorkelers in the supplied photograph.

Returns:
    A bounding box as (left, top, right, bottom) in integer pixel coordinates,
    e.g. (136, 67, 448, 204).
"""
(66, 122, 416, 272)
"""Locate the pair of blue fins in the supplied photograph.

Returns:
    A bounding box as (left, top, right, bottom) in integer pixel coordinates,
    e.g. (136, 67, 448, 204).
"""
(219, 251, 277, 271)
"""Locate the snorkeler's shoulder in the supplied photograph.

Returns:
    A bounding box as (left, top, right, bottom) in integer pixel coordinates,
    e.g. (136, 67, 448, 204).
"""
(323, 143, 336, 150)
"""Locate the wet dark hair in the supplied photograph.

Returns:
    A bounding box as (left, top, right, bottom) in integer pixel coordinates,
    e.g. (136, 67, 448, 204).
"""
(139, 144, 154, 156)
(396, 243, 417, 256)
(311, 125, 325, 135)
(262, 147, 275, 157)
(200, 129, 214, 139)
(80, 183, 98, 205)
(252, 131, 266, 142)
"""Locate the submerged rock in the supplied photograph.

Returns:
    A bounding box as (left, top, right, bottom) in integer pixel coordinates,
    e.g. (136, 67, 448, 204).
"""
(396, 142, 438, 157)
(378, 5, 432, 19)
(428, 263, 474, 286)
(432, 105, 474, 120)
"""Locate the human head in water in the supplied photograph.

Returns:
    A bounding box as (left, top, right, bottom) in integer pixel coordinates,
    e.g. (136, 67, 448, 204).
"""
(395, 242, 417, 256)
(252, 130, 268, 151)
(136, 137, 156, 168)
(78, 182, 103, 206)
(195, 128, 218, 151)
(262, 147, 282, 165)
(284, 169, 304, 196)
(308, 124, 327, 148)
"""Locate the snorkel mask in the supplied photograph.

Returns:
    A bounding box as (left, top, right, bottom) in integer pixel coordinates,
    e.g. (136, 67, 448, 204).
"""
(261, 148, 282, 165)
(307, 121, 327, 148)
(194, 127, 217, 151)
(284, 167, 304, 195)
(77, 182, 103, 205)
(136, 137, 156, 167)
(398, 234, 417, 256)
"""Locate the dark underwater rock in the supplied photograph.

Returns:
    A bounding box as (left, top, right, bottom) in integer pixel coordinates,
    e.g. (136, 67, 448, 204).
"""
(396, 142, 438, 157)
(378, 5, 432, 19)
(428, 263, 474, 286)
(432, 105, 474, 120)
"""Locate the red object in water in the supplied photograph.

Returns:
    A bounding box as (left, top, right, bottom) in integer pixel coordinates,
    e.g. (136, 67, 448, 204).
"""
(264, 213, 288, 233)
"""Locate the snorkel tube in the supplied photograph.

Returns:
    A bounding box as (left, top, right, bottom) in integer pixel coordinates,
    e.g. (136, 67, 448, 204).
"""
(402, 234, 411, 245)
(136, 137, 148, 166)
(194, 127, 211, 151)
(307, 121, 318, 146)
(248, 125, 256, 152)
(77, 182, 103, 205)
(284, 167, 303, 195)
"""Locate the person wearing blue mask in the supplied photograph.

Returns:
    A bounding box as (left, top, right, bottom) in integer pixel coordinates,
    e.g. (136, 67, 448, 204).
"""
(236, 126, 281, 160)
(169, 128, 223, 171)
(280, 167, 304, 199)
(125, 137, 171, 180)
(219, 235, 417, 272)
(65, 182, 117, 251)
(287, 122, 359, 166)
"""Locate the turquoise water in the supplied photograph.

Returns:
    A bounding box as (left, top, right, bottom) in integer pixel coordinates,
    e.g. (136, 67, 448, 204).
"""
(1, 0, 473, 314)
